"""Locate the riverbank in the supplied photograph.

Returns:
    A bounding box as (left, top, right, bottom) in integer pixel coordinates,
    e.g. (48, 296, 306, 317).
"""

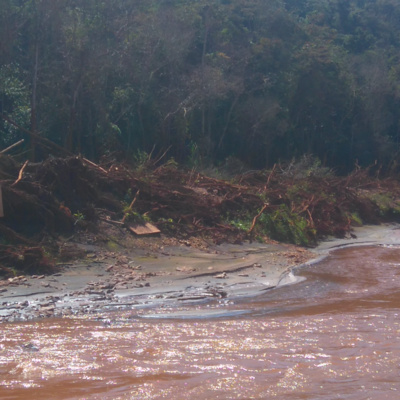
(2, 155, 400, 281)
(1, 223, 399, 323)
(0, 229, 311, 322)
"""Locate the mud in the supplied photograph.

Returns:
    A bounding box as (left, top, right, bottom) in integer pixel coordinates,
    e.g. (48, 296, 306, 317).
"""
(2, 223, 399, 323)
(0, 237, 310, 322)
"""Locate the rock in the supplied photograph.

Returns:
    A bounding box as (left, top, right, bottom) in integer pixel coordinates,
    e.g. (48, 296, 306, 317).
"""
(21, 343, 40, 352)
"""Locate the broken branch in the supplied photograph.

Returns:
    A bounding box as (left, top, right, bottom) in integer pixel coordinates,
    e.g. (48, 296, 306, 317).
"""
(11, 160, 29, 187)
(122, 189, 140, 223)
(0, 139, 25, 154)
(82, 157, 108, 174)
(248, 203, 269, 234)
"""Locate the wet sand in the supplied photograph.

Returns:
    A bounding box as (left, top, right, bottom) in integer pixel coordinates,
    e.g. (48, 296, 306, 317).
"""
(1, 223, 399, 322)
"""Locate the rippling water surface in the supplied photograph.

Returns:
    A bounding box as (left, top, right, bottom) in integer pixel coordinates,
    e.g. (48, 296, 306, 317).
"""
(1, 245, 400, 399)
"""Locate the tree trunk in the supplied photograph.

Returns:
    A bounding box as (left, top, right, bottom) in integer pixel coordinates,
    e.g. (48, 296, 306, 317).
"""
(30, 43, 39, 161)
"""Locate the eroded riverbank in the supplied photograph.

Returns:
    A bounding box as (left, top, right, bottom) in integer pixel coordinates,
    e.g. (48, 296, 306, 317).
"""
(0, 237, 310, 322)
(1, 223, 400, 323)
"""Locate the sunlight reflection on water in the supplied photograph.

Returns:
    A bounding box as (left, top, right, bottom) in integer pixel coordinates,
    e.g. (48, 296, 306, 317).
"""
(1, 246, 400, 399)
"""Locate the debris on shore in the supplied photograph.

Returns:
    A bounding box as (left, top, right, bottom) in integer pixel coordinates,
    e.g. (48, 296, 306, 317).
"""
(0, 153, 399, 278)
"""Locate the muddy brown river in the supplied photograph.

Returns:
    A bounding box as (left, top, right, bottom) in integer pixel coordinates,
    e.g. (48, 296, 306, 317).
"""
(1, 244, 400, 399)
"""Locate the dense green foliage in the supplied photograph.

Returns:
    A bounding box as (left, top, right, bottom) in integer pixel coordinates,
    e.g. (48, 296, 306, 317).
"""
(1, 0, 400, 171)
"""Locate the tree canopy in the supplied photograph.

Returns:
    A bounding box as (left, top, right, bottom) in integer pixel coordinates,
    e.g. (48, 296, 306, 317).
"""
(1, 0, 400, 172)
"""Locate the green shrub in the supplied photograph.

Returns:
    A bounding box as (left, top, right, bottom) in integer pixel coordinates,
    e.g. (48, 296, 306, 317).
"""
(259, 205, 315, 246)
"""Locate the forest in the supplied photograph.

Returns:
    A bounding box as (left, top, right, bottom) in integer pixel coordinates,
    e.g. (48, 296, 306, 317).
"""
(1, 0, 400, 172)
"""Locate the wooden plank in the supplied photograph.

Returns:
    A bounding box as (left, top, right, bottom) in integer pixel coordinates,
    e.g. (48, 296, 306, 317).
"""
(0, 185, 3, 217)
(127, 222, 160, 235)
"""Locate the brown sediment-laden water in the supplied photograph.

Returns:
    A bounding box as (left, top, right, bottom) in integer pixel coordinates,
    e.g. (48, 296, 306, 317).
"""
(1, 243, 400, 399)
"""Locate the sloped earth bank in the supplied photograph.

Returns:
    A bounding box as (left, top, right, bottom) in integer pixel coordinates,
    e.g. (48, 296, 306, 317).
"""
(1, 154, 400, 321)
(1, 155, 399, 276)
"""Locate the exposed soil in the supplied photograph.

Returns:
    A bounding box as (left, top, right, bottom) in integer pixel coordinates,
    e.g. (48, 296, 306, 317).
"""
(0, 227, 313, 322)
(1, 154, 400, 322)
(1, 155, 398, 277)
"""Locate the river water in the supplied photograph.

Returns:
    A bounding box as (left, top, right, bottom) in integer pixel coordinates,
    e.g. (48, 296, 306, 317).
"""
(1, 244, 400, 399)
